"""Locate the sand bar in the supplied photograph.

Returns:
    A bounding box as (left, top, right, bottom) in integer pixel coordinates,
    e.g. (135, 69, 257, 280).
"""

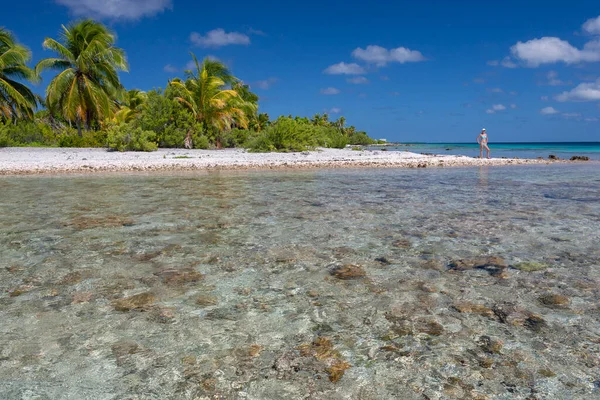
(0, 147, 559, 175)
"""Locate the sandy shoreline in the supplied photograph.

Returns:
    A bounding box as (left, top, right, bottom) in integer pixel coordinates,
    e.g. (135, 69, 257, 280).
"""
(0, 147, 560, 175)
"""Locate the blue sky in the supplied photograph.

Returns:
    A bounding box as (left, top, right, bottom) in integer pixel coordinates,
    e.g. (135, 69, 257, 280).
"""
(5, 0, 600, 142)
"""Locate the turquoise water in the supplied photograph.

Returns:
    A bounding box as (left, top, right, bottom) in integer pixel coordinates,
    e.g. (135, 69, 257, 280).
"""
(376, 142, 600, 160)
(1, 165, 599, 399)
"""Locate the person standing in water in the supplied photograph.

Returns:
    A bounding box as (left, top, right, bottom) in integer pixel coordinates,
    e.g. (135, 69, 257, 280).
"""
(477, 128, 490, 159)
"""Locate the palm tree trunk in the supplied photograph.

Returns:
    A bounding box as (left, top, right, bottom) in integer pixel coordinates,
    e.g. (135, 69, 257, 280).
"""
(76, 119, 82, 137)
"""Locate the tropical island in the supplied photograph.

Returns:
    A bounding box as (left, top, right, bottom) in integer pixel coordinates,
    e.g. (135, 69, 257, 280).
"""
(1, 20, 377, 153)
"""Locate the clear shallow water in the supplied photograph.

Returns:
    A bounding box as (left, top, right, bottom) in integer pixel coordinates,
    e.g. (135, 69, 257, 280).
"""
(376, 142, 600, 160)
(1, 165, 599, 399)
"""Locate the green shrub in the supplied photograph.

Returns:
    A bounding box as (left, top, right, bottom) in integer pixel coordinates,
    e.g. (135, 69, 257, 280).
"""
(106, 123, 158, 152)
(0, 120, 58, 146)
(58, 129, 106, 148)
(348, 131, 375, 145)
(247, 117, 319, 152)
(192, 134, 210, 149)
(324, 132, 349, 149)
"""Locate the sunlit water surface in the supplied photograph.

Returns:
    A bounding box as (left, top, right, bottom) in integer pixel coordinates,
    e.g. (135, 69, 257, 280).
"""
(1, 164, 599, 399)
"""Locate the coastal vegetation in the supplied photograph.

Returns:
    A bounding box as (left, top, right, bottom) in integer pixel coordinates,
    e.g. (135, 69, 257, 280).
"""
(0, 20, 378, 151)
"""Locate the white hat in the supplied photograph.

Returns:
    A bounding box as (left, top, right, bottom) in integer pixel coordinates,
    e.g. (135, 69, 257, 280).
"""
(482, 128, 486, 131)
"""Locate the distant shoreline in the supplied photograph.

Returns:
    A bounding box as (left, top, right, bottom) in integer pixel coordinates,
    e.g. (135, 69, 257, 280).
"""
(0, 147, 569, 176)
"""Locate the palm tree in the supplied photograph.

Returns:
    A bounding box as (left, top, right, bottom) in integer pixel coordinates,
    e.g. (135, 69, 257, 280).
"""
(36, 19, 128, 135)
(169, 54, 255, 148)
(336, 116, 346, 133)
(0, 28, 38, 120)
(251, 112, 270, 132)
(114, 89, 147, 123)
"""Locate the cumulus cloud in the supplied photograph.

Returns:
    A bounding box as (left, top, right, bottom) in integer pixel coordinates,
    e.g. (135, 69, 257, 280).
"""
(555, 78, 600, 101)
(540, 106, 559, 115)
(510, 37, 600, 66)
(327, 107, 342, 114)
(351, 45, 426, 66)
(347, 76, 369, 84)
(55, 0, 171, 19)
(320, 87, 340, 95)
(486, 104, 506, 114)
(583, 16, 600, 35)
(487, 57, 517, 68)
(254, 78, 278, 90)
(323, 62, 366, 75)
(542, 70, 569, 86)
(163, 64, 178, 73)
(190, 29, 250, 48)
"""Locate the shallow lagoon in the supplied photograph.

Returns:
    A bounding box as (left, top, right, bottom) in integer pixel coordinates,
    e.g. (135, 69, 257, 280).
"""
(1, 164, 599, 399)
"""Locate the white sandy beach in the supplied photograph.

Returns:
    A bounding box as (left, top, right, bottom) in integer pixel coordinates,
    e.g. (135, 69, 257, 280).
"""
(0, 147, 555, 175)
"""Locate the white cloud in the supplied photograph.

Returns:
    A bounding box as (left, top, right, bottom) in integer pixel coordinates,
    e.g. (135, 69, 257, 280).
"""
(585, 117, 598, 122)
(255, 78, 278, 90)
(347, 76, 369, 84)
(541, 95, 549, 101)
(510, 91, 518, 95)
(323, 62, 366, 75)
(543, 70, 569, 86)
(190, 29, 250, 48)
(247, 27, 266, 36)
(511, 37, 600, 67)
(540, 106, 559, 115)
(163, 64, 178, 73)
(501, 57, 518, 68)
(320, 87, 340, 95)
(473, 78, 486, 84)
(55, 0, 171, 19)
(486, 104, 506, 114)
(510, 104, 517, 109)
(390, 91, 400, 96)
(488, 88, 503, 93)
(562, 113, 581, 118)
(351, 45, 426, 66)
(555, 78, 600, 101)
(380, 75, 390, 81)
(327, 107, 342, 114)
(583, 16, 600, 35)
(488, 57, 517, 68)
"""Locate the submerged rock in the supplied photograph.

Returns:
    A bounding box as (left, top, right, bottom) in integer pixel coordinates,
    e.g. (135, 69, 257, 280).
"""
(492, 302, 547, 332)
(448, 256, 508, 277)
(113, 292, 156, 312)
(452, 302, 494, 317)
(512, 261, 549, 272)
(538, 293, 570, 308)
(195, 294, 218, 307)
(155, 267, 204, 286)
(449, 256, 506, 271)
(570, 155, 589, 161)
(296, 337, 351, 383)
(392, 239, 412, 248)
(548, 155, 559, 160)
(479, 335, 503, 354)
(375, 256, 391, 265)
(67, 215, 134, 229)
(329, 264, 366, 280)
